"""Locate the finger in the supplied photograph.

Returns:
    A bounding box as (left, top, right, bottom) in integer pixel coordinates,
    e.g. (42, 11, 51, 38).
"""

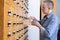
(29, 16, 35, 19)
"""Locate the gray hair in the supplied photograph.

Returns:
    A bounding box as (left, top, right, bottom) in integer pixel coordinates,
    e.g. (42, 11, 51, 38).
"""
(43, 0, 54, 9)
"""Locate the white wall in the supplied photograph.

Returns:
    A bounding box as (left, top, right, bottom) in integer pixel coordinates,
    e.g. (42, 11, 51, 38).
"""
(28, 0, 40, 40)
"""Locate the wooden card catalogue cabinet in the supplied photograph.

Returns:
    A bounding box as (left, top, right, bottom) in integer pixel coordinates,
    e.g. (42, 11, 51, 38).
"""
(0, 0, 28, 40)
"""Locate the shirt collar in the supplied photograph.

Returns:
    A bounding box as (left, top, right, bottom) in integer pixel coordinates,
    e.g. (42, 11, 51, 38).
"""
(44, 12, 54, 19)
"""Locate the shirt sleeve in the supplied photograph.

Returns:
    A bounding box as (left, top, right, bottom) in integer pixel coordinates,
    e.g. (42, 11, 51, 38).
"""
(40, 18, 59, 39)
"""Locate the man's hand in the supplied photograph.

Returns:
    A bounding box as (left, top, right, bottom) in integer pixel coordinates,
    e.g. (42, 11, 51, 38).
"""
(31, 20, 43, 29)
(28, 16, 37, 22)
(31, 20, 40, 27)
(28, 16, 42, 29)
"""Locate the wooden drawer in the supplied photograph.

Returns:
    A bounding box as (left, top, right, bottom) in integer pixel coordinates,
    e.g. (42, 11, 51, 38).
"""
(4, 30, 12, 40)
(4, 0, 11, 5)
(4, 4, 12, 28)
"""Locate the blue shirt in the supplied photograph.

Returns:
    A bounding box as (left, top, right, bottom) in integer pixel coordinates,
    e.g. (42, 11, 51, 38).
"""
(39, 12, 59, 40)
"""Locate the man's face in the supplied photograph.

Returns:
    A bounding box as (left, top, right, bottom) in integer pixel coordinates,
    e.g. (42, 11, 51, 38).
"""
(41, 2, 50, 14)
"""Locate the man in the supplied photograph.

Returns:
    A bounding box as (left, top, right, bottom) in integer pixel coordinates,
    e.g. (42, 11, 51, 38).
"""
(28, 0, 59, 40)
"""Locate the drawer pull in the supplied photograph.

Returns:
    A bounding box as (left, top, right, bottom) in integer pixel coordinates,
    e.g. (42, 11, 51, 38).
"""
(13, 14, 16, 17)
(17, 2, 19, 4)
(17, 15, 19, 17)
(13, 0, 16, 3)
(13, 23, 16, 25)
(19, 22, 23, 24)
(8, 10, 11, 16)
(8, 32, 11, 37)
(8, 20, 11, 27)
(16, 30, 19, 33)
(12, 31, 15, 34)
(16, 38, 19, 40)
(19, 36, 21, 39)
(24, 30, 28, 35)
(24, 26, 28, 29)
(19, 16, 23, 18)
(21, 7, 23, 8)
(21, 1, 23, 2)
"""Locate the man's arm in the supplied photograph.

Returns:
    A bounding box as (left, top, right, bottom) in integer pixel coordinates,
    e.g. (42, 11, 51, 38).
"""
(31, 17, 59, 39)
(38, 19, 59, 39)
(28, 16, 59, 39)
